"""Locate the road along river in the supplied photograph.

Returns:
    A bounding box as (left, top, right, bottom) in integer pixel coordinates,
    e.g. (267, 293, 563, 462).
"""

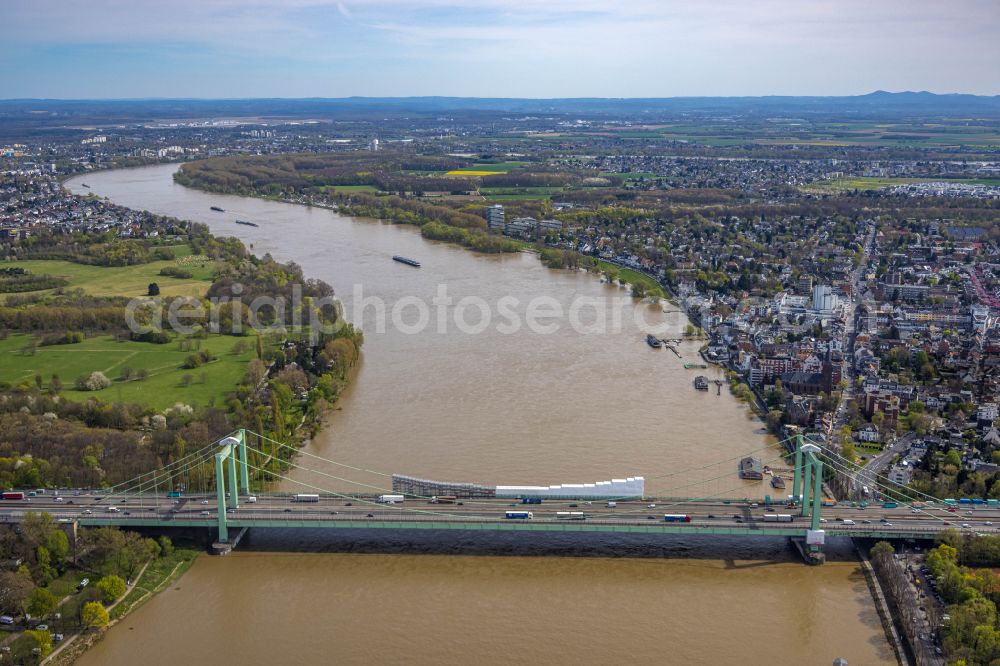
(67, 165, 893, 666)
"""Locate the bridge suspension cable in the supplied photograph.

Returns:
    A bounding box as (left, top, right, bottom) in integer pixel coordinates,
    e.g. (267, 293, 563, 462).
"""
(86, 437, 230, 508)
(243, 428, 794, 505)
(804, 434, 954, 508)
(604, 453, 792, 519)
(99, 436, 226, 495)
(814, 449, 957, 526)
(242, 438, 791, 509)
(238, 455, 490, 520)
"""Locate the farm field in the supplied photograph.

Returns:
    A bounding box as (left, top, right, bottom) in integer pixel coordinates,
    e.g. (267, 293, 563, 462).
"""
(0, 251, 220, 298)
(0, 333, 255, 411)
(321, 184, 381, 193)
(445, 161, 528, 176)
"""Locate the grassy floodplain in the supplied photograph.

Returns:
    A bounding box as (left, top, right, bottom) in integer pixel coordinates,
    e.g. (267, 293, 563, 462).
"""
(1, 249, 220, 299)
(0, 333, 256, 411)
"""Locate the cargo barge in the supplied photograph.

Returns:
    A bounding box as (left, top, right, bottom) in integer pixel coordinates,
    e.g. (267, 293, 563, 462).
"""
(235, 219, 259, 227)
(210, 206, 225, 212)
(392, 255, 421, 268)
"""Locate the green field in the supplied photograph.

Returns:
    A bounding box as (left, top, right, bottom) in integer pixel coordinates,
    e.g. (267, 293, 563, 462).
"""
(0, 333, 254, 410)
(469, 161, 527, 172)
(599, 171, 658, 180)
(482, 192, 555, 201)
(1, 252, 220, 298)
(595, 260, 662, 294)
(444, 161, 528, 176)
(480, 186, 564, 201)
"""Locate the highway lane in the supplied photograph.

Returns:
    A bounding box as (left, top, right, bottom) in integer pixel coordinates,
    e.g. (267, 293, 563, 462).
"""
(3, 493, 998, 533)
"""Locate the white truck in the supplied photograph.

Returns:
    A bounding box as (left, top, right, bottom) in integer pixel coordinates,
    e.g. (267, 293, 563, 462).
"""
(293, 494, 319, 503)
(378, 495, 405, 504)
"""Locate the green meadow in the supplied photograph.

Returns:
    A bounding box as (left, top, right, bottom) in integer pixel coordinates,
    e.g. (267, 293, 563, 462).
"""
(0, 333, 255, 411)
(1, 250, 221, 298)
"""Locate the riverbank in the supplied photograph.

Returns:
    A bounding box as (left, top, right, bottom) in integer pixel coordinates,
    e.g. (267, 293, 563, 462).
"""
(856, 544, 911, 666)
(171, 165, 678, 303)
(39, 546, 200, 666)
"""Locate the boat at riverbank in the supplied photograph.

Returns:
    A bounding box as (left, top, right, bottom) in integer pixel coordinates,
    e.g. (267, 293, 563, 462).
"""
(684, 362, 707, 369)
(693, 375, 709, 390)
(392, 255, 421, 267)
(739, 456, 764, 480)
(646, 334, 662, 349)
(235, 219, 259, 227)
(771, 475, 786, 490)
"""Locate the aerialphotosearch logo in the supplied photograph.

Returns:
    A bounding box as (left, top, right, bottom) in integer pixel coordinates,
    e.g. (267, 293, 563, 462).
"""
(125, 283, 680, 340)
(125, 282, 345, 344)
(348, 284, 679, 336)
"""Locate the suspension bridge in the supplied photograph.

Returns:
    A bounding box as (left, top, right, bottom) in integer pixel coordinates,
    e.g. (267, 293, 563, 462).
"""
(1, 430, 993, 562)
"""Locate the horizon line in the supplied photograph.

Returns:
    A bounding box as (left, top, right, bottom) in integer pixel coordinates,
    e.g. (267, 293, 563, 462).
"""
(2, 90, 999, 103)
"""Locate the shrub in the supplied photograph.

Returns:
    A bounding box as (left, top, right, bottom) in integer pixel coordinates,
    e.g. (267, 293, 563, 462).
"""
(182, 350, 217, 369)
(130, 330, 171, 344)
(39, 331, 84, 346)
(81, 601, 109, 629)
(75, 371, 112, 391)
(96, 575, 126, 603)
(159, 266, 193, 279)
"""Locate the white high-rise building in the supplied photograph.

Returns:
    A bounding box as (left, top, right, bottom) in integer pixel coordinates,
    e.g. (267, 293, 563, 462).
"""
(812, 284, 836, 312)
(486, 204, 505, 230)
(972, 304, 990, 333)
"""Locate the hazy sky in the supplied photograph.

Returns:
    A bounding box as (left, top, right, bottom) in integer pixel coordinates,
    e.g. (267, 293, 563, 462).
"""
(2, 0, 998, 98)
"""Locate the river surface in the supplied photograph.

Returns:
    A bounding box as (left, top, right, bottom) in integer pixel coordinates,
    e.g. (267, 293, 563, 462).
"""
(66, 165, 893, 666)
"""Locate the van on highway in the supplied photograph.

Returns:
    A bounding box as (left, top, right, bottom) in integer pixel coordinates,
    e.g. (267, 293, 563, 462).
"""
(606, 501, 617, 508)
(246, 496, 257, 503)
(105, 506, 119, 513)
(843, 519, 856, 525)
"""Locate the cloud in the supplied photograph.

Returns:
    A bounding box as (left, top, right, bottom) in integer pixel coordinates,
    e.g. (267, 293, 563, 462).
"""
(1, 0, 998, 96)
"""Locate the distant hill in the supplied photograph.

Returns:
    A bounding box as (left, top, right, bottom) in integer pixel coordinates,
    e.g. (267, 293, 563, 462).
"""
(2, 92, 1000, 130)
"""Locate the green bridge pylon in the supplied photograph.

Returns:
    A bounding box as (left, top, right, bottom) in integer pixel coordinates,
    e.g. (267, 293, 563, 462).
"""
(214, 433, 251, 544)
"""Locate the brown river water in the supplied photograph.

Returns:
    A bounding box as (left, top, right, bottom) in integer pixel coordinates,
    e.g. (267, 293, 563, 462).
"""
(65, 165, 893, 666)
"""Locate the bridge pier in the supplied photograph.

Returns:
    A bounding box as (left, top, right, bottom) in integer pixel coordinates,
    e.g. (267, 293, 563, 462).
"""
(791, 537, 826, 565)
(212, 527, 248, 556)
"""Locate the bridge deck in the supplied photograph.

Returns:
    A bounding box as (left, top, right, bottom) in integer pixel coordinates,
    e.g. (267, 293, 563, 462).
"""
(66, 515, 947, 540)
